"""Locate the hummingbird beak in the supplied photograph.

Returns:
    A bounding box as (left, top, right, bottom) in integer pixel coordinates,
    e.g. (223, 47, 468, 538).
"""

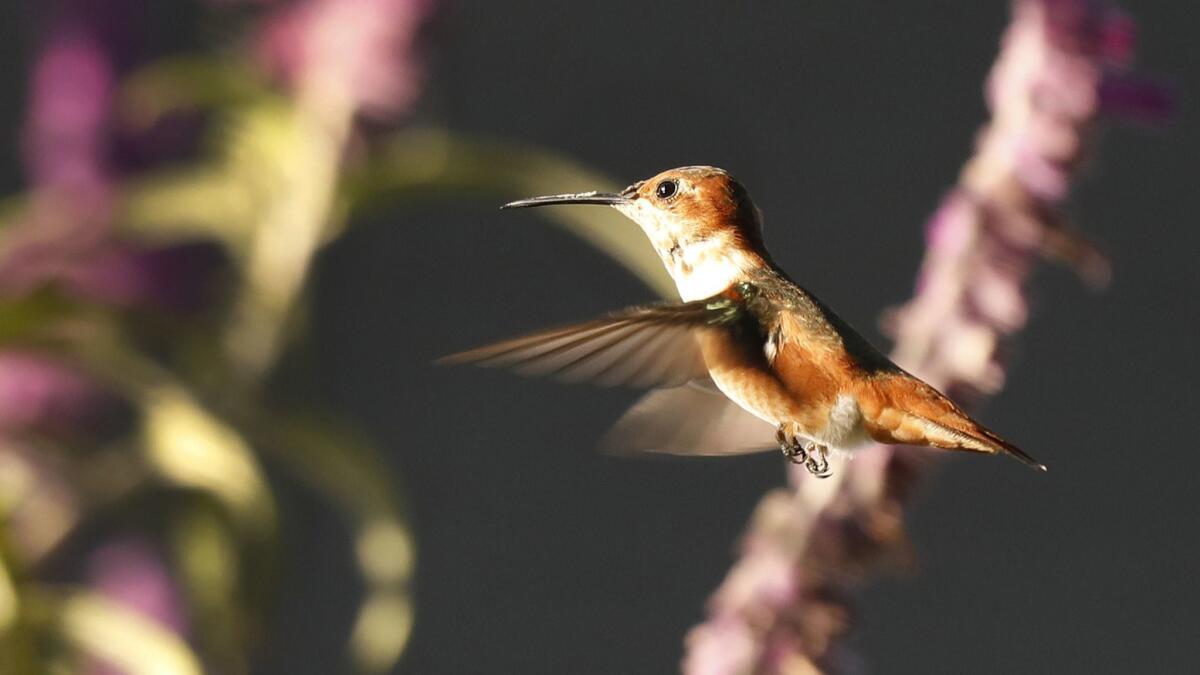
(501, 191, 632, 210)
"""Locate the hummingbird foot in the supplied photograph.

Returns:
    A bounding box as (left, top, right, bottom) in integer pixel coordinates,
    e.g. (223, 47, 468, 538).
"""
(776, 426, 809, 465)
(776, 427, 833, 477)
(803, 442, 832, 479)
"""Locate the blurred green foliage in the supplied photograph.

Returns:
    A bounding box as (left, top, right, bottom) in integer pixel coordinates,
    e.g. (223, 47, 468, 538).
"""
(0, 42, 662, 674)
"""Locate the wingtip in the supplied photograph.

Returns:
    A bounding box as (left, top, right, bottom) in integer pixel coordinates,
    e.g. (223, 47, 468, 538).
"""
(432, 351, 468, 367)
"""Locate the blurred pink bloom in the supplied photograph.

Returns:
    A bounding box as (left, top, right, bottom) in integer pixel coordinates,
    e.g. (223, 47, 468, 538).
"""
(0, 237, 228, 312)
(88, 538, 188, 632)
(0, 352, 129, 437)
(22, 17, 114, 227)
(254, 0, 437, 117)
(60, 241, 229, 312)
(3, 2, 228, 314)
(24, 26, 112, 193)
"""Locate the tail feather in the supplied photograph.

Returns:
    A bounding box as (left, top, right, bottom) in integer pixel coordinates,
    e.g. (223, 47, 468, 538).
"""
(973, 425, 1047, 472)
(919, 415, 1046, 472)
(861, 374, 1048, 472)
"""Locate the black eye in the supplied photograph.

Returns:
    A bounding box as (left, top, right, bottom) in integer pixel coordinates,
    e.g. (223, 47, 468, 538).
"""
(655, 180, 678, 200)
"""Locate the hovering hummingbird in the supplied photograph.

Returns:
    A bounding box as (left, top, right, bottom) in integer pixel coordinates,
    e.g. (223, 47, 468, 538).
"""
(443, 166, 1044, 477)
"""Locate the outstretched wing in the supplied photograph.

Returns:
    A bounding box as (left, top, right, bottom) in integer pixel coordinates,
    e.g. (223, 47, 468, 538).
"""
(439, 296, 747, 389)
(601, 379, 778, 456)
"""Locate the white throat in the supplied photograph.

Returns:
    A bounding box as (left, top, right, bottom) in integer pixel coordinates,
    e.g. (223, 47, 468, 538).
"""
(615, 201, 757, 302)
(669, 241, 754, 301)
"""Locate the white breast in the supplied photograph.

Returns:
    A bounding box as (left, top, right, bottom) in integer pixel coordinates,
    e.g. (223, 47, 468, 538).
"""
(814, 394, 872, 452)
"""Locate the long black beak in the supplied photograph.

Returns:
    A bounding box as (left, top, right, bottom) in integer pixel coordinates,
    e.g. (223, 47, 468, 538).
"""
(501, 191, 631, 210)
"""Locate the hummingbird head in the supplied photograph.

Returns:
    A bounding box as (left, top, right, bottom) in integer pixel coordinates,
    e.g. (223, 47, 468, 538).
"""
(503, 166, 769, 300)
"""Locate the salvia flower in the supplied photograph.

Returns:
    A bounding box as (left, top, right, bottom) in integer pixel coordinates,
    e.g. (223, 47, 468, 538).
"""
(253, 0, 436, 118)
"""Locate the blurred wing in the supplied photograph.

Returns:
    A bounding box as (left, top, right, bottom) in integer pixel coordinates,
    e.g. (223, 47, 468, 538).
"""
(601, 379, 779, 456)
(440, 300, 743, 388)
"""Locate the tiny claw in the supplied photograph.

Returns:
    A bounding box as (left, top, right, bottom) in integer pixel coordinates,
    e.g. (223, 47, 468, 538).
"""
(782, 444, 808, 465)
(777, 426, 809, 465)
(804, 443, 833, 478)
(806, 459, 832, 479)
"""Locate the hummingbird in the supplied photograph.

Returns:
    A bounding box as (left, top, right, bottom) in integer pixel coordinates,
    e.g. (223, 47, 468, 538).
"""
(442, 166, 1045, 477)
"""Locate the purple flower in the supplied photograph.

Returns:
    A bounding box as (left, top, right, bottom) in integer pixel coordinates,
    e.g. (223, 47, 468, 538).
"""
(61, 241, 229, 312)
(0, 237, 229, 313)
(21, 14, 115, 236)
(24, 24, 112, 193)
(87, 538, 188, 634)
(252, 0, 436, 117)
(3, 1, 229, 314)
(0, 352, 130, 437)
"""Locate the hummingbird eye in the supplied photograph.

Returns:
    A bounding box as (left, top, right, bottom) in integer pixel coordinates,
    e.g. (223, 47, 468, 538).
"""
(655, 180, 679, 200)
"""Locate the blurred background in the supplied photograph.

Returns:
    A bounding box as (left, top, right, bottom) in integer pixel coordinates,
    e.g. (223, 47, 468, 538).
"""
(0, 1, 1194, 674)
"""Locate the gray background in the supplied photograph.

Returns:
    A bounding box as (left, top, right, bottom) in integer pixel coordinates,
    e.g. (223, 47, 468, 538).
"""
(2, 1, 1197, 673)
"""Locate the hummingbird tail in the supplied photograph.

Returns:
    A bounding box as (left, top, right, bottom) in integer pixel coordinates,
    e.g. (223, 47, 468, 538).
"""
(859, 375, 1047, 472)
